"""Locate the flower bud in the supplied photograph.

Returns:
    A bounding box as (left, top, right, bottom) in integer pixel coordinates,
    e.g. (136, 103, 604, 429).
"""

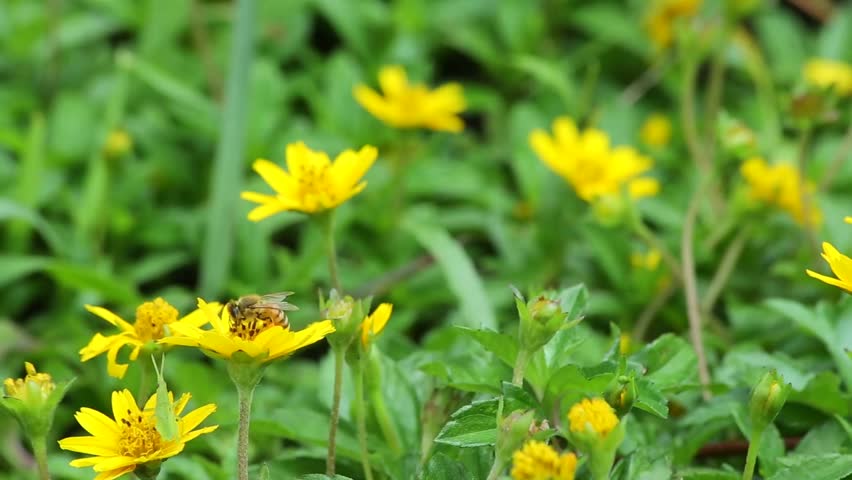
(321, 290, 359, 351)
(606, 376, 637, 417)
(516, 294, 565, 354)
(749, 370, 790, 431)
(591, 194, 627, 227)
(567, 398, 625, 480)
(103, 129, 133, 158)
(494, 410, 537, 469)
(1, 363, 74, 441)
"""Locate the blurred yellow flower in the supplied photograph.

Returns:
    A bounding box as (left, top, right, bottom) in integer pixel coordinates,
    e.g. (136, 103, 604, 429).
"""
(568, 397, 619, 437)
(3, 362, 54, 402)
(511, 440, 577, 480)
(806, 242, 852, 293)
(631, 249, 662, 271)
(529, 117, 659, 203)
(161, 299, 335, 363)
(354, 65, 466, 132)
(640, 113, 672, 148)
(80, 298, 211, 379)
(360, 303, 393, 346)
(645, 0, 702, 49)
(241, 141, 377, 220)
(804, 58, 852, 96)
(103, 129, 133, 157)
(740, 157, 821, 226)
(59, 389, 217, 480)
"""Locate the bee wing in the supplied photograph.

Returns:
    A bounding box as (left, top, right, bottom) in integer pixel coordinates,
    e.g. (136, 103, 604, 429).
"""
(256, 292, 299, 311)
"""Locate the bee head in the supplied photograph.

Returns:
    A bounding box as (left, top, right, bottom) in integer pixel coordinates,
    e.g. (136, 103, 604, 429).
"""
(226, 300, 240, 320)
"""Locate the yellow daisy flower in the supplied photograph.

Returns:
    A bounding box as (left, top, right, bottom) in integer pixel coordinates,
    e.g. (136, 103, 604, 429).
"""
(80, 298, 213, 379)
(806, 242, 852, 293)
(529, 117, 659, 203)
(241, 141, 378, 220)
(804, 58, 852, 96)
(645, 0, 702, 50)
(740, 157, 822, 226)
(354, 65, 466, 132)
(161, 299, 335, 363)
(59, 389, 217, 480)
(639, 113, 672, 148)
(511, 440, 577, 480)
(3, 362, 55, 402)
(568, 397, 619, 437)
(360, 303, 393, 346)
(631, 249, 662, 271)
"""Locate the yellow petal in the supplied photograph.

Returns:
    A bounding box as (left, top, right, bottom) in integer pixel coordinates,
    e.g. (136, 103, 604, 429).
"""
(111, 389, 138, 424)
(628, 178, 660, 198)
(179, 403, 217, 435)
(179, 424, 218, 443)
(84, 305, 135, 333)
(331, 145, 378, 190)
(252, 159, 296, 195)
(94, 466, 137, 480)
(75, 407, 120, 438)
(552, 117, 579, 147)
(806, 269, 852, 293)
(92, 456, 142, 472)
(58, 436, 119, 456)
(378, 65, 409, 97)
(104, 337, 140, 379)
(362, 303, 393, 345)
(354, 85, 393, 122)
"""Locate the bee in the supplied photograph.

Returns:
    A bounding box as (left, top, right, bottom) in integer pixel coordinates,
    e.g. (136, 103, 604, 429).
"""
(226, 292, 298, 336)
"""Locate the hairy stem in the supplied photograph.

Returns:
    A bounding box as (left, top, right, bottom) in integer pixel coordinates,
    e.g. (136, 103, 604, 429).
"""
(236, 383, 255, 480)
(31, 437, 49, 480)
(741, 430, 763, 480)
(512, 349, 530, 387)
(326, 350, 345, 475)
(354, 364, 375, 480)
(324, 210, 342, 292)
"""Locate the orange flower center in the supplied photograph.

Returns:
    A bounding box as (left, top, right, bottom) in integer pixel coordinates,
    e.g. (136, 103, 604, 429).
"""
(229, 316, 277, 341)
(118, 410, 162, 457)
(292, 162, 336, 210)
(134, 298, 178, 341)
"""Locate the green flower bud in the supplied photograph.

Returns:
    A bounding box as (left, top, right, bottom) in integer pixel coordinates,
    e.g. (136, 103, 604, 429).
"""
(606, 376, 638, 417)
(749, 370, 790, 431)
(591, 194, 627, 227)
(515, 287, 585, 355)
(1, 363, 74, 441)
(494, 409, 537, 469)
(321, 289, 360, 351)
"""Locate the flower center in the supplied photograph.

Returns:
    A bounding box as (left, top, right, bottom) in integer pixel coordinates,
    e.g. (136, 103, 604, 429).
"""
(134, 298, 179, 342)
(294, 162, 335, 210)
(229, 316, 276, 341)
(118, 410, 162, 458)
(3, 363, 55, 401)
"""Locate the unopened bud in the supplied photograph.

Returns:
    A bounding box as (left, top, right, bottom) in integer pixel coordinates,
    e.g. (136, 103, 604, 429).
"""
(1, 363, 74, 441)
(749, 370, 790, 430)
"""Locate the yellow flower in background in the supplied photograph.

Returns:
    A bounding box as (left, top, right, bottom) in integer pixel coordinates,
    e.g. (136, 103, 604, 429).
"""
(740, 157, 822, 226)
(354, 65, 466, 132)
(360, 303, 393, 346)
(640, 113, 672, 148)
(59, 389, 217, 480)
(511, 441, 577, 480)
(529, 117, 659, 203)
(80, 298, 212, 379)
(3, 362, 55, 402)
(631, 249, 662, 271)
(241, 141, 377, 220)
(645, 0, 702, 49)
(161, 299, 335, 363)
(103, 129, 133, 158)
(568, 397, 619, 437)
(806, 242, 852, 293)
(804, 58, 852, 96)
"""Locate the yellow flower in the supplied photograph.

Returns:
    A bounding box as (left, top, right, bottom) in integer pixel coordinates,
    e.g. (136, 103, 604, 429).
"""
(804, 58, 852, 96)
(645, 0, 702, 49)
(103, 129, 133, 157)
(568, 398, 619, 437)
(529, 117, 659, 203)
(806, 242, 852, 293)
(80, 298, 212, 379)
(354, 65, 466, 132)
(59, 389, 217, 480)
(631, 249, 662, 271)
(3, 362, 54, 402)
(161, 299, 335, 363)
(511, 440, 577, 480)
(360, 303, 393, 346)
(241, 141, 378, 220)
(740, 157, 821, 226)
(640, 113, 672, 148)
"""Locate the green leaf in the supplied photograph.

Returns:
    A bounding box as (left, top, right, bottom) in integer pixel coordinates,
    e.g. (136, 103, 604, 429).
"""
(789, 371, 850, 416)
(0, 255, 49, 289)
(546, 363, 616, 400)
(455, 327, 518, 367)
(434, 395, 532, 448)
(46, 262, 140, 304)
(298, 475, 354, 480)
(420, 453, 476, 480)
(769, 454, 852, 480)
(632, 334, 697, 391)
(674, 468, 740, 480)
(402, 218, 497, 330)
(634, 378, 669, 418)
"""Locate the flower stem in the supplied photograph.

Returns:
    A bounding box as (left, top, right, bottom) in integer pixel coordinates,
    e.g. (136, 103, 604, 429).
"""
(486, 457, 506, 480)
(511, 349, 530, 386)
(742, 430, 763, 480)
(326, 349, 345, 475)
(354, 364, 375, 480)
(236, 382, 255, 480)
(137, 354, 152, 405)
(370, 382, 403, 456)
(323, 210, 342, 292)
(31, 436, 49, 480)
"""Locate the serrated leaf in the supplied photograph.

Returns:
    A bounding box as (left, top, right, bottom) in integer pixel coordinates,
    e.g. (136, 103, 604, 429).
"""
(634, 377, 669, 418)
(420, 453, 476, 480)
(455, 327, 517, 367)
(769, 454, 852, 480)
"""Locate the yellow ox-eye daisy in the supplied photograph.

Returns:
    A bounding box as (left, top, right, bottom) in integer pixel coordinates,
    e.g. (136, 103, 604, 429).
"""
(740, 157, 822, 226)
(59, 389, 217, 480)
(354, 65, 466, 132)
(360, 303, 393, 347)
(160, 299, 335, 363)
(529, 117, 659, 203)
(241, 141, 378, 221)
(81, 298, 212, 379)
(511, 440, 577, 480)
(568, 397, 619, 437)
(645, 0, 702, 50)
(804, 58, 852, 97)
(807, 240, 852, 294)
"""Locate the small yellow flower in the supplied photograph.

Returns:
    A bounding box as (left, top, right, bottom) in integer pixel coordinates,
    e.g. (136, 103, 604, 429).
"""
(81, 298, 212, 379)
(619, 333, 632, 356)
(640, 113, 672, 148)
(59, 389, 217, 480)
(3, 362, 54, 402)
(161, 299, 335, 363)
(103, 129, 133, 157)
(631, 249, 662, 271)
(529, 117, 659, 203)
(804, 58, 852, 96)
(511, 440, 577, 480)
(645, 0, 702, 49)
(360, 303, 393, 346)
(806, 242, 852, 293)
(568, 397, 619, 437)
(740, 157, 822, 226)
(354, 65, 466, 132)
(241, 141, 378, 220)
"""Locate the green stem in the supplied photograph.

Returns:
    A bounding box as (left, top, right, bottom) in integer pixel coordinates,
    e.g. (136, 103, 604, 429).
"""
(323, 211, 342, 292)
(236, 383, 255, 480)
(485, 457, 506, 480)
(511, 349, 530, 386)
(370, 381, 403, 456)
(326, 349, 344, 475)
(742, 429, 763, 480)
(31, 436, 49, 480)
(137, 354, 152, 405)
(701, 225, 751, 314)
(354, 364, 375, 480)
